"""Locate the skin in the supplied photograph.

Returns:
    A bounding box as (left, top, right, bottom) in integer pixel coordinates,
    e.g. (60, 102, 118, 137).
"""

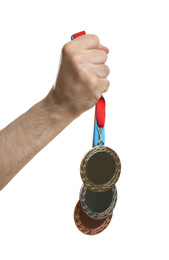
(0, 34, 110, 191)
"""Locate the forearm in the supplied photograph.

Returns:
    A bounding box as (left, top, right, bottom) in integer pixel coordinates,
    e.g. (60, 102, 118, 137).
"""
(0, 88, 75, 191)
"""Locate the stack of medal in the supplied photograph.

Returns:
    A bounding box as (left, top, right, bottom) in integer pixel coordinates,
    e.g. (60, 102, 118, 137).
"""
(72, 31, 121, 235)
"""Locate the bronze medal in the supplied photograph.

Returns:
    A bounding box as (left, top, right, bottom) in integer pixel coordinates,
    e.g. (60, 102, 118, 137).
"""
(74, 200, 113, 235)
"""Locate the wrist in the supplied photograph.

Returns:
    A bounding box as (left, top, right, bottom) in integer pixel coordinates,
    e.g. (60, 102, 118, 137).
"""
(43, 86, 76, 126)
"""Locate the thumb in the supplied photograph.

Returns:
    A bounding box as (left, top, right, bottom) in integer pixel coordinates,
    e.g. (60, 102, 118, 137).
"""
(98, 44, 109, 54)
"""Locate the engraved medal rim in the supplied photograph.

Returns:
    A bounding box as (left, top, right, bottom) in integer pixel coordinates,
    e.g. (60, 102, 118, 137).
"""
(79, 184, 117, 220)
(74, 200, 113, 235)
(80, 145, 121, 192)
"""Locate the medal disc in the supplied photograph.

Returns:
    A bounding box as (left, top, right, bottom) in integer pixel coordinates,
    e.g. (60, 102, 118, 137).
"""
(74, 200, 113, 235)
(80, 145, 121, 192)
(79, 184, 117, 219)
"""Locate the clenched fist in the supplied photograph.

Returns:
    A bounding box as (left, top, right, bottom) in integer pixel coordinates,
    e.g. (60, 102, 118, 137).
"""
(48, 34, 110, 119)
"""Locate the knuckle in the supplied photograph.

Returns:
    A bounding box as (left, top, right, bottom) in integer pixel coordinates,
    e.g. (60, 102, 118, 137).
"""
(93, 89, 102, 102)
(79, 67, 92, 83)
(89, 34, 100, 47)
(70, 54, 82, 71)
(89, 75, 99, 88)
(92, 34, 100, 45)
(62, 43, 71, 56)
(95, 92, 102, 101)
(80, 68, 98, 88)
(104, 79, 110, 92)
(80, 66, 89, 76)
(101, 50, 108, 62)
(104, 64, 110, 76)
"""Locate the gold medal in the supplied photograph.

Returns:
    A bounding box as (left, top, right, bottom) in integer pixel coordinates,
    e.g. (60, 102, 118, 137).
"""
(80, 145, 121, 192)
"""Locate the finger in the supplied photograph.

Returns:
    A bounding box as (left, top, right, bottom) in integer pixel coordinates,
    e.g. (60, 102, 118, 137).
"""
(98, 78, 110, 93)
(73, 34, 100, 50)
(83, 49, 108, 64)
(91, 64, 110, 78)
(98, 44, 109, 54)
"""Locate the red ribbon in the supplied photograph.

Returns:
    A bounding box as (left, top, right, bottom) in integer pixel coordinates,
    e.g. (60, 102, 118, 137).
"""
(96, 96, 105, 127)
(72, 31, 86, 39)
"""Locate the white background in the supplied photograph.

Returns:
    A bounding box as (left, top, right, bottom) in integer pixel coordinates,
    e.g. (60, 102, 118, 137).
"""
(0, 0, 169, 259)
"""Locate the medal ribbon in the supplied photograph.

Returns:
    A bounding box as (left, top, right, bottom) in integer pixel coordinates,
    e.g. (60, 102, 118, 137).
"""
(71, 31, 106, 147)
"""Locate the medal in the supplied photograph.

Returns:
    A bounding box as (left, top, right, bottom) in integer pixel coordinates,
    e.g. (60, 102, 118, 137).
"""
(79, 184, 117, 219)
(80, 145, 121, 192)
(71, 31, 121, 235)
(74, 200, 113, 236)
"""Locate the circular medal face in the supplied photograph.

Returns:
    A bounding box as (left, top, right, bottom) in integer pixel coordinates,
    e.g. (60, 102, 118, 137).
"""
(74, 200, 113, 235)
(80, 184, 117, 219)
(80, 145, 121, 192)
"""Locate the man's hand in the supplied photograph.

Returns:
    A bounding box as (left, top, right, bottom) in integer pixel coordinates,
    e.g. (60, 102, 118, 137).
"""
(48, 34, 110, 119)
